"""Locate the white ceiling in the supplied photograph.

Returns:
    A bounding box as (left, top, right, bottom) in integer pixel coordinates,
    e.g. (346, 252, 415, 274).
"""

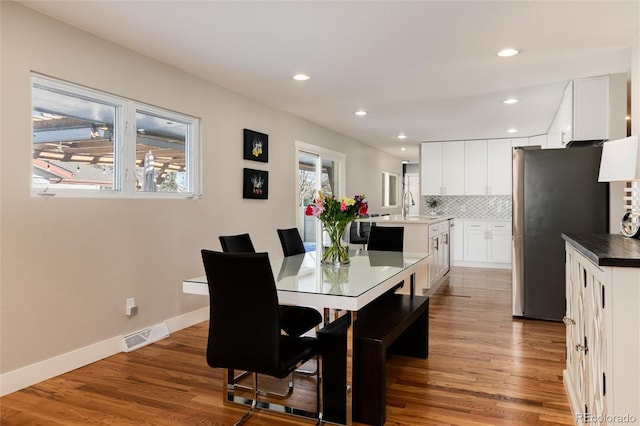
(20, 1, 640, 163)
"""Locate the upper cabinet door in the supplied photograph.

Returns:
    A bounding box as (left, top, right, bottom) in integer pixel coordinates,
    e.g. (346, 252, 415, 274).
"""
(420, 142, 443, 195)
(464, 140, 488, 195)
(442, 141, 465, 195)
(487, 139, 512, 195)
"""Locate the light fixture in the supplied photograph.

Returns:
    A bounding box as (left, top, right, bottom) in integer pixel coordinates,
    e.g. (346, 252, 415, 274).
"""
(598, 135, 640, 237)
(400, 147, 406, 151)
(507, 128, 518, 133)
(354, 110, 367, 116)
(397, 133, 407, 140)
(498, 48, 519, 57)
(503, 98, 519, 104)
(292, 74, 310, 81)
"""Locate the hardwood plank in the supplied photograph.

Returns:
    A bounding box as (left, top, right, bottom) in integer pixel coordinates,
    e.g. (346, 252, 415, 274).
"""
(0, 267, 573, 425)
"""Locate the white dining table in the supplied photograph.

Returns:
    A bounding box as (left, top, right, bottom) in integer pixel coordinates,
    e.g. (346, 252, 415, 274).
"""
(182, 249, 431, 425)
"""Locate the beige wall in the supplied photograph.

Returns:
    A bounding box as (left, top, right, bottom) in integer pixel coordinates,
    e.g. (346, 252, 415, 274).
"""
(0, 2, 401, 375)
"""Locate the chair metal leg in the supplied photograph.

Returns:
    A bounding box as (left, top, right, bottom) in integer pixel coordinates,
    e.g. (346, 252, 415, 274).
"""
(234, 373, 294, 399)
(234, 373, 258, 425)
(315, 354, 323, 425)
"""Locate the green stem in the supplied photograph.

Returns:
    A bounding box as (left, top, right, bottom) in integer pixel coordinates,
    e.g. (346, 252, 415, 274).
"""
(322, 220, 351, 264)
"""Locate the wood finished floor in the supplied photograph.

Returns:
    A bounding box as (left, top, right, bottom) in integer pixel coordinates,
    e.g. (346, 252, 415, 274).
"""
(0, 267, 573, 425)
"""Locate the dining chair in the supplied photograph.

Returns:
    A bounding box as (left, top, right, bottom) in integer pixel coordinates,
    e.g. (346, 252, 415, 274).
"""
(367, 226, 404, 252)
(276, 228, 323, 337)
(201, 250, 322, 425)
(349, 218, 369, 248)
(219, 233, 255, 253)
(276, 227, 306, 257)
(367, 226, 405, 295)
(221, 232, 321, 338)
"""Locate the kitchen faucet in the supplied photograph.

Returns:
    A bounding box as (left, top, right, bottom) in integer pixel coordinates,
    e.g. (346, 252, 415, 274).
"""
(402, 191, 415, 218)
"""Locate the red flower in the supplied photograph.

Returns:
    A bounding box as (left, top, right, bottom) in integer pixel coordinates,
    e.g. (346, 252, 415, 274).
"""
(305, 204, 314, 216)
(359, 204, 368, 215)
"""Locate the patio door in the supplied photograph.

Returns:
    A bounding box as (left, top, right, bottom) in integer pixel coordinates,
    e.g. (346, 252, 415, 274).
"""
(295, 142, 345, 249)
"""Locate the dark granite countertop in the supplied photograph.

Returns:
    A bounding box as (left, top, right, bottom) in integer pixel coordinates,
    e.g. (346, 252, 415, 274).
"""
(562, 233, 640, 267)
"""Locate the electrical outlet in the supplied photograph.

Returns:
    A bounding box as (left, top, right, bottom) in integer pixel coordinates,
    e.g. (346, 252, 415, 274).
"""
(126, 298, 138, 316)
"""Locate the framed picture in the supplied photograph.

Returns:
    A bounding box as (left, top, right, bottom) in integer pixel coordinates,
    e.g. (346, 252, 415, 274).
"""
(243, 168, 269, 199)
(243, 128, 268, 162)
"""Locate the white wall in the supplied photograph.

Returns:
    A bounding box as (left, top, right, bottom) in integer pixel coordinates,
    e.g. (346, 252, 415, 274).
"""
(0, 1, 401, 389)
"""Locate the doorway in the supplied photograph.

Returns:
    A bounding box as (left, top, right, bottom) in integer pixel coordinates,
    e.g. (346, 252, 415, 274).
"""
(296, 142, 345, 249)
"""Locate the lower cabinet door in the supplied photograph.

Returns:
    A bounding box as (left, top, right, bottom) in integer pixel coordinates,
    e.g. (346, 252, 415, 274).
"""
(488, 231, 511, 263)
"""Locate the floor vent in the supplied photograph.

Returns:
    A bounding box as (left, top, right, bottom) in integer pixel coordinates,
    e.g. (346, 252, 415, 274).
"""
(122, 322, 169, 352)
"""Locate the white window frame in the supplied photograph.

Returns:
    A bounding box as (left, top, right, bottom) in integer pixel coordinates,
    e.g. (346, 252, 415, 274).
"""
(31, 74, 201, 199)
(382, 170, 400, 208)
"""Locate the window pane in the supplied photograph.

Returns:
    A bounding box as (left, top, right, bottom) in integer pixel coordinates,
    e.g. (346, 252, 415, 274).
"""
(32, 85, 116, 191)
(135, 111, 188, 193)
(321, 158, 338, 197)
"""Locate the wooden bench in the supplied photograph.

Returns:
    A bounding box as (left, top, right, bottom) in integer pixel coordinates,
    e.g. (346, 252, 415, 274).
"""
(353, 293, 429, 426)
(317, 293, 429, 426)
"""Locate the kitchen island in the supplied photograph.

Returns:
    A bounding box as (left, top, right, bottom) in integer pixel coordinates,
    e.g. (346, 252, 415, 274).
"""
(360, 214, 453, 293)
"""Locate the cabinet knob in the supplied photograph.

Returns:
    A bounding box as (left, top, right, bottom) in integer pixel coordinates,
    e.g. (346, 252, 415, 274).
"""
(575, 344, 588, 354)
(562, 316, 575, 326)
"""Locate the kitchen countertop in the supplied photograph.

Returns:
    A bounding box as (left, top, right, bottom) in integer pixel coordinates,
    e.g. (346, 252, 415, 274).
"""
(361, 214, 453, 224)
(562, 233, 640, 267)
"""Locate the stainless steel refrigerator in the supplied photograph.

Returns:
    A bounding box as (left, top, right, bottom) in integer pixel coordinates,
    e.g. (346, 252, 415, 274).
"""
(512, 146, 608, 321)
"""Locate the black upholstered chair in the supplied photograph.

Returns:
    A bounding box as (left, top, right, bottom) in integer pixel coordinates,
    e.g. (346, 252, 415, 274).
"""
(220, 232, 321, 338)
(276, 228, 306, 257)
(219, 233, 255, 253)
(367, 226, 404, 252)
(201, 250, 321, 425)
(349, 215, 370, 247)
(276, 228, 323, 337)
(367, 226, 405, 295)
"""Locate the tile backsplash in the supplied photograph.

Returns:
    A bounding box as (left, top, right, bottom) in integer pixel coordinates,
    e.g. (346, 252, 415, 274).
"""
(424, 195, 512, 219)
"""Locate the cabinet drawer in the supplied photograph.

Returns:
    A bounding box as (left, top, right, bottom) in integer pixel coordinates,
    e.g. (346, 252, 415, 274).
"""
(464, 221, 487, 230)
(489, 221, 510, 232)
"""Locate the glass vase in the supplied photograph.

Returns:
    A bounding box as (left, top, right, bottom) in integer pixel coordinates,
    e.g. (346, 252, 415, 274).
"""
(321, 221, 351, 266)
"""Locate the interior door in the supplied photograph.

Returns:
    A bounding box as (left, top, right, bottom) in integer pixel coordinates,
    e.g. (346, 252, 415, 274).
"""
(296, 143, 345, 250)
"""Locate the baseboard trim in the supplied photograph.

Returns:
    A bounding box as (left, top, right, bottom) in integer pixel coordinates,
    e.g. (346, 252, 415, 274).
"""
(0, 307, 209, 397)
(451, 260, 512, 269)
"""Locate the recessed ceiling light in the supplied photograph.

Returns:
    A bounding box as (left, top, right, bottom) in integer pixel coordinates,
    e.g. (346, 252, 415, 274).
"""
(503, 98, 519, 104)
(292, 74, 310, 81)
(354, 110, 367, 116)
(498, 48, 519, 57)
(401, 147, 406, 151)
(397, 133, 407, 140)
(507, 128, 518, 133)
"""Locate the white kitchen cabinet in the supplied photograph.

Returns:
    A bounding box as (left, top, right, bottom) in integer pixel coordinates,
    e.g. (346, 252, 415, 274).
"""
(510, 137, 530, 147)
(463, 221, 488, 262)
(450, 218, 464, 265)
(464, 139, 511, 196)
(429, 220, 450, 285)
(548, 75, 615, 148)
(420, 142, 442, 196)
(527, 134, 547, 149)
(487, 139, 512, 195)
(420, 141, 464, 195)
(487, 222, 511, 263)
(563, 238, 640, 424)
(464, 140, 487, 195)
(463, 220, 511, 265)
